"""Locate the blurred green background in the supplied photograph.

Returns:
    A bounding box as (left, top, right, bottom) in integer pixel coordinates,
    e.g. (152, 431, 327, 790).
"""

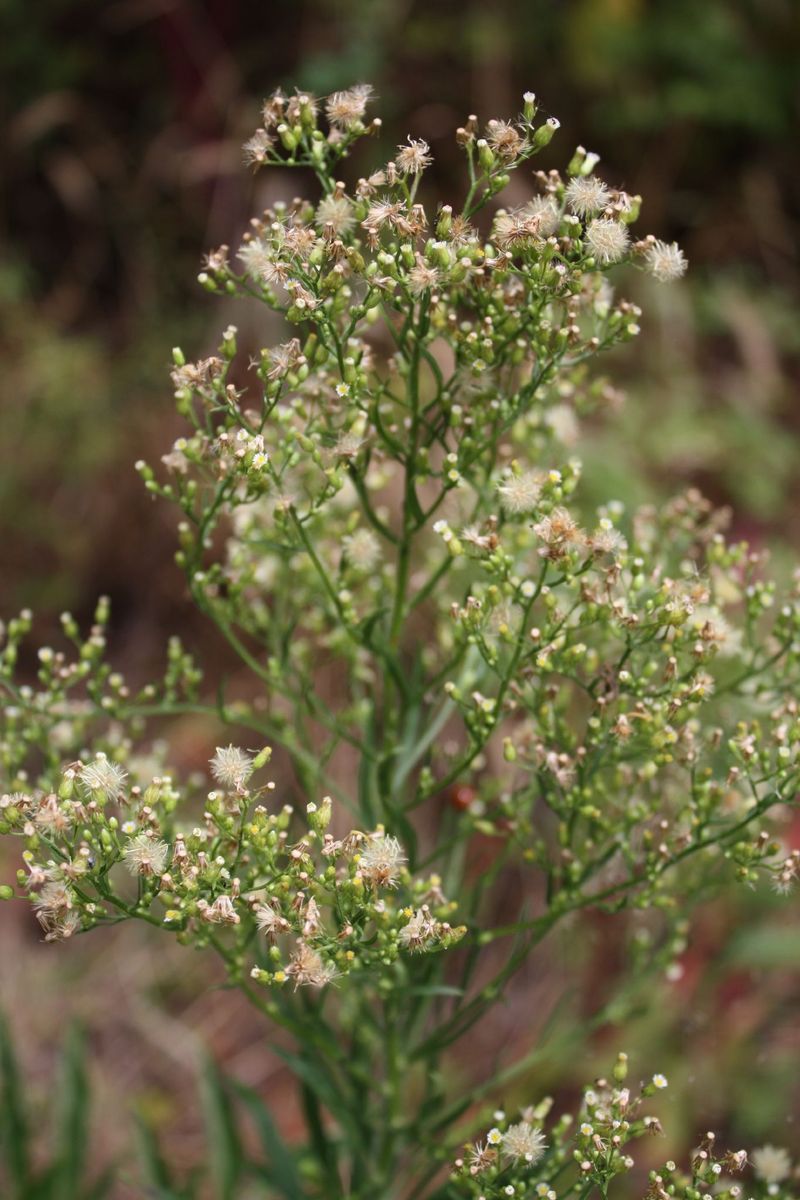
(1, 0, 799, 1194)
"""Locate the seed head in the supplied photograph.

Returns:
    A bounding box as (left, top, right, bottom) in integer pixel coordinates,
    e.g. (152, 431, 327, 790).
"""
(325, 84, 374, 129)
(566, 176, 610, 217)
(123, 833, 169, 877)
(586, 218, 630, 264)
(316, 194, 356, 236)
(497, 470, 542, 515)
(81, 754, 128, 801)
(395, 138, 432, 175)
(501, 1122, 547, 1164)
(359, 832, 406, 887)
(210, 745, 254, 791)
(644, 238, 687, 282)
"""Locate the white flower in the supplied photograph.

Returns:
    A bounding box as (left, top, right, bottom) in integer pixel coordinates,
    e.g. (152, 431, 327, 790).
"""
(81, 755, 127, 800)
(652, 1073, 668, 1089)
(501, 1121, 547, 1164)
(585, 218, 629, 264)
(210, 745, 254, 791)
(497, 470, 542, 515)
(123, 833, 169, 877)
(565, 176, 610, 216)
(359, 833, 407, 887)
(752, 1146, 792, 1186)
(644, 238, 687, 282)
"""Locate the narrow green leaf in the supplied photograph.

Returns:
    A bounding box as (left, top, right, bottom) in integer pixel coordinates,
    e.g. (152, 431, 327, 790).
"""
(53, 1024, 89, 1200)
(0, 1013, 31, 1194)
(136, 1117, 174, 1192)
(232, 1080, 305, 1198)
(200, 1059, 242, 1200)
(299, 1082, 339, 1193)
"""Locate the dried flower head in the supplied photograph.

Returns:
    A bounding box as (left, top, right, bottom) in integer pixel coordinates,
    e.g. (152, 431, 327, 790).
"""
(394, 138, 432, 175)
(342, 528, 382, 573)
(287, 942, 338, 988)
(325, 84, 374, 129)
(359, 833, 407, 887)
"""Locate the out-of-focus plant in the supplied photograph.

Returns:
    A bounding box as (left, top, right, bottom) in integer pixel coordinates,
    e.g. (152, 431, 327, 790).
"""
(0, 87, 798, 1196)
(0, 1017, 114, 1199)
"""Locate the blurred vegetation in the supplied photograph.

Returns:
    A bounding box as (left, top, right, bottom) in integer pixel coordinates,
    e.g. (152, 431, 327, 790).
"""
(1, 0, 799, 1190)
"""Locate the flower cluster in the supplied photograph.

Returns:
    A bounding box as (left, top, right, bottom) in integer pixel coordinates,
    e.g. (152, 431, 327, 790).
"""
(454, 1058, 797, 1200)
(1, 744, 464, 984)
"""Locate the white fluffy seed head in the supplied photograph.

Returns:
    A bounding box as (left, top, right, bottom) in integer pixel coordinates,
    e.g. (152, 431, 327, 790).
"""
(644, 238, 687, 281)
(586, 218, 630, 264)
(501, 1122, 547, 1164)
(210, 745, 254, 791)
(566, 176, 610, 216)
(123, 833, 169, 877)
(497, 471, 542, 515)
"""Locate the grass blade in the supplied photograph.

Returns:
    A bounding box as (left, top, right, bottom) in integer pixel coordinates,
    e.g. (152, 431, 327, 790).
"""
(0, 1013, 31, 1195)
(200, 1058, 242, 1200)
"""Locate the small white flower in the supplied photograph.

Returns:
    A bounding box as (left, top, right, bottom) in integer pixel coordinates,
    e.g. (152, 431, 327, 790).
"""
(486, 1127, 503, 1146)
(652, 1073, 668, 1089)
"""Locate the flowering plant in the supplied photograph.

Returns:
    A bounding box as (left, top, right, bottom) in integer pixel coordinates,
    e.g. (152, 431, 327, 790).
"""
(1, 85, 797, 1196)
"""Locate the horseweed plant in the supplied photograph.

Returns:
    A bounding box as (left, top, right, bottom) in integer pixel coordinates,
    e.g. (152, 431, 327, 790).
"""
(1, 86, 798, 1197)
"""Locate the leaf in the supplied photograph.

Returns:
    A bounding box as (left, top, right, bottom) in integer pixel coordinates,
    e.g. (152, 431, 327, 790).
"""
(299, 1082, 339, 1192)
(53, 1024, 90, 1200)
(136, 1117, 175, 1193)
(231, 1081, 305, 1198)
(200, 1059, 242, 1200)
(0, 1012, 31, 1195)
